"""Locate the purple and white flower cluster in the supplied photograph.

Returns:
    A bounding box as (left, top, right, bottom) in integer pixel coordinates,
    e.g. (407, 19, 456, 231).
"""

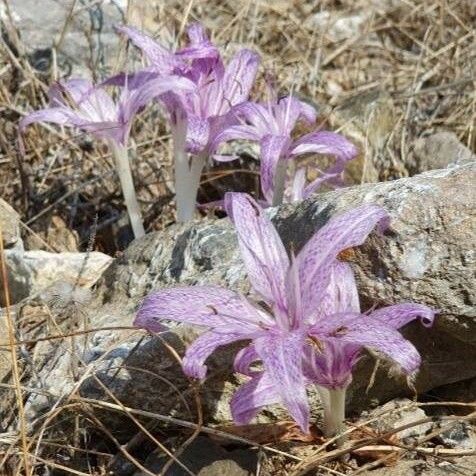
(20, 22, 357, 227)
(136, 193, 435, 436)
(19, 23, 436, 438)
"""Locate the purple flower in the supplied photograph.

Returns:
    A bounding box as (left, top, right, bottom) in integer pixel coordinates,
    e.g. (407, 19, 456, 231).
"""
(212, 95, 358, 206)
(135, 193, 435, 434)
(19, 76, 193, 146)
(19, 75, 193, 238)
(117, 23, 260, 222)
(117, 23, 258, 153)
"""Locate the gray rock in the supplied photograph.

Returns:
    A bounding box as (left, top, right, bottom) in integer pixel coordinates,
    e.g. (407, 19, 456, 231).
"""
(4, 249, 112, 305)
(437, 422, 475, 450)
(329, 89, 399, 184)
(361, 398, 432, 440)
(0, 198, 21, 249)
(19, 161, 476, 432)
(5, 0, 125, 76)
(408, 131, 475, 175)
(132, 436, 257, 476)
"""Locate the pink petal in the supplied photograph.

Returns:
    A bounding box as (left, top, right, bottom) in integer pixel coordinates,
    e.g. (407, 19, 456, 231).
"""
(19, 108, 82, 132)
(232, 102, 272, 135)
(369, 303, 435, 329)
(210, 124, 261, 154)
(224, 193, 289, 309)
(135, 285, 266, 331)
(303, 340, 359, 389)
(273, 96, 316, 135)
(290, 130, 358, 160)
(260, 134, 290, 203)
(120, 75, 195, 125)
(222, 49, 260, 107)
(186, 22, 209, 45)
(48, 78, 94, 106)
(310, 261, 360, 324)
(182, 330, 247, 379)
(177, 22, 219, 61)
(115, 24, 178, 71)
(323, 320, 422, 375)
(233, 344, 259, 376)
(254, 331, 310, 432)
(231, 371, 280, 424)
(185, 114, 210, 154)
(290, 167, 307, 202)
(294, 204, 389, 318)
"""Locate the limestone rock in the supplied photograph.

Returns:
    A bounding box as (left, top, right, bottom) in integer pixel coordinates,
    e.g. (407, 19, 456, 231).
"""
(6, 0, 124, 75)
(4, 249, 113, 305)
(408, 131, 475, 175)
(20, 161, 476, 430)
(24, 215, 79, 252)
(131, 436, 257, 476)
(310, 11, 371, 42)
(361, 398, 432, 440)
(329, 89, 399, 184)
(0, 198, 21, 249)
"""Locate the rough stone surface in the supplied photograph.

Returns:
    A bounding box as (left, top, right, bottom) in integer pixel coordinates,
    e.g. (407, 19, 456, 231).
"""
(131, 436, 257, 476)
(362, 398, 432, 440)
(407, 131, 475, 175)
(4, 249, 113, 305)
(18, 161, 476, 432)
(0, 198, 21, 249)
(5, 0, 124, 75)
(329, 89, 400, 183)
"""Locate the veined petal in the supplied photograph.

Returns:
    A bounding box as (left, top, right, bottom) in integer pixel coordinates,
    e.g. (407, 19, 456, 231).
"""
(232, 102, 273, 135)
(187, 22, 209, 45)
(303, 340, 358, 389)
(301, 164, 345, 198)
(120, 75, 196, 125)
(185, 114, 210, 154)
(260, 135, 290, 203)
(135, 285, 268, 331)
(323, 320, 422, 375)
(290, 130, 358, 161)
(273, 96, 316, 135)
(178, 22, 219, 62)
(310, 261, 360, 324)
(234, 344, 260, 376)
(295, 204, 389, 317)
(115, 24, 178, 71)
(222, 49, 260, 107)
(19, 108, 83, 132)
(210, 124, 261, 153)
(369, 303, 436, 329)
(224, 193, 290, 310)
(182, 330, 249, 379)
(231, 371, 280, 425)
(290, 167, 307, 202)
(254, 331, 310, 432)
(48, 78, 94, 107)
(81, 120, 124, 143)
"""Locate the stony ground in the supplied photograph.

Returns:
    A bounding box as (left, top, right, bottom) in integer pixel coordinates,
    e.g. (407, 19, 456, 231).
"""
(0, 1, 475, 475)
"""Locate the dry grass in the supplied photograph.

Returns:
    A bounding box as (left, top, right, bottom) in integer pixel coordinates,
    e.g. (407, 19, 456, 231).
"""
(0, 0, 475, 474)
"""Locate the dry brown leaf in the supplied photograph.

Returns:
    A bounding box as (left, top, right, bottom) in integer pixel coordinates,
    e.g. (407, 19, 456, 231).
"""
(212, 421, 326, 445)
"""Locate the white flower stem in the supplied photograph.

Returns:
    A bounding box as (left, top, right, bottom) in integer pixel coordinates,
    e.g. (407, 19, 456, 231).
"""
(271, 159, 288, 206)
(173, 130, 206, 223)
(317, 385, 347, 445)
(109, 141, 145, 239)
